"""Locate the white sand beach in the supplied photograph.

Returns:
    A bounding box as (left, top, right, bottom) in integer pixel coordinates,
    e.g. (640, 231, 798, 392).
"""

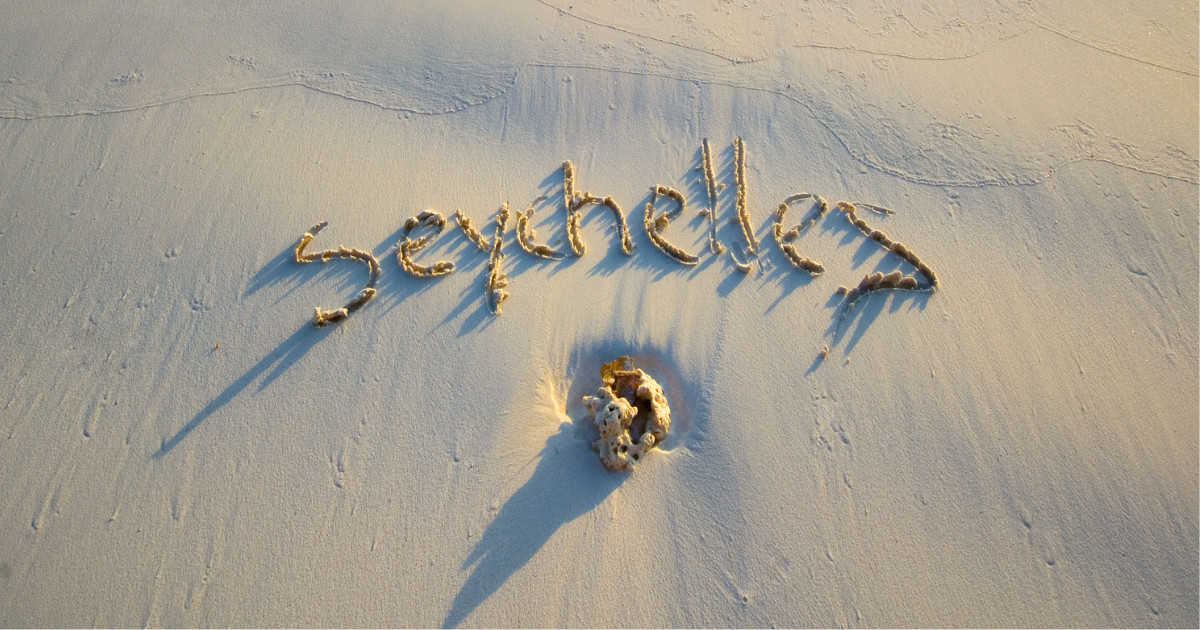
(0, 1, 1196, 627)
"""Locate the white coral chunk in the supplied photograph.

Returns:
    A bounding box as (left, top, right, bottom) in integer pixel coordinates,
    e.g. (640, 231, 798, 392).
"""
(583, 359, 671, 471)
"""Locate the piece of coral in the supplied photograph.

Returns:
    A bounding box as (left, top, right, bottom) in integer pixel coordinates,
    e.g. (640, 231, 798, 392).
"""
(582, 356, 671, 471)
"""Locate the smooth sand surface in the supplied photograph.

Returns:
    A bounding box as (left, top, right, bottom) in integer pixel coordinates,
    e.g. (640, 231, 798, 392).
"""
(0, 1, 1196, 627)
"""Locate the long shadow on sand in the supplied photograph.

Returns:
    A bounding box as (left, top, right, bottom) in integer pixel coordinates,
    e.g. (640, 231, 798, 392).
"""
(152, 324, 333, 459)
(442, 426, 625, 628)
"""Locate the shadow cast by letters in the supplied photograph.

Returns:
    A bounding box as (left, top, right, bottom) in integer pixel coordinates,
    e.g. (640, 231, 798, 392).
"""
(153, 324, 332, 459)
(246, 243, 361, 308)
(828, 288, 930, 354)
(442, 426, 625, 628)
(244, 245, 298, 298)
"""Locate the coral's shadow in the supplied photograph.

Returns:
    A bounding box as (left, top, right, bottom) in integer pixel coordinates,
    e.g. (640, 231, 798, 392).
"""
(442, 426, 625, 628)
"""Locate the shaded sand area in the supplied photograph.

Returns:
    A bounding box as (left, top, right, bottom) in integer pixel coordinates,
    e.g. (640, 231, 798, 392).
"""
(0, 1, 1196, 626)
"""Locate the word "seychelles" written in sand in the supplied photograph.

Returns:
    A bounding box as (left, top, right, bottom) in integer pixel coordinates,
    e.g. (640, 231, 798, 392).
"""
(292, 137, 939, 327)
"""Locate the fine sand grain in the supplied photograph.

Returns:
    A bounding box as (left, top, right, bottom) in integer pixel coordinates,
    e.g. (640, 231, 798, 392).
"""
(0, 1, 1196, 627)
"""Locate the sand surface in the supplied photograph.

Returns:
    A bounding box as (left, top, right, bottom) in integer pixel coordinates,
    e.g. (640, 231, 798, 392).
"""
(0, 1, 1196, 627)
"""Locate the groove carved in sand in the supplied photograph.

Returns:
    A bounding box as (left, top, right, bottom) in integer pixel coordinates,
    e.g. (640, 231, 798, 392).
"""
(485, 203, 512, 315)
(644, 185, 700, 265)
(832, 200, 938, 334)
(454, 210, 493, 252)
(288, 138, 941, 335)
(729, 136, 761, 272)
(294, 221, 380, 327)
(773, 193, 829, 274)
(397, 210, 456, 278)
(515, 195, 565, 259)
(700, 138, 726, 255)
(561, 160, 635, 257)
